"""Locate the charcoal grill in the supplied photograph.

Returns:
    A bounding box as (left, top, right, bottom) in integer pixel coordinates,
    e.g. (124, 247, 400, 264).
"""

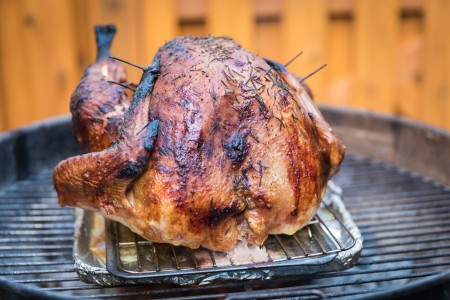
(1, 106, 450, 299)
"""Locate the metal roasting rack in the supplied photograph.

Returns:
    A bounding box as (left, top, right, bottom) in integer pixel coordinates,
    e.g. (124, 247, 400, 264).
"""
(103, 185, 361, 284)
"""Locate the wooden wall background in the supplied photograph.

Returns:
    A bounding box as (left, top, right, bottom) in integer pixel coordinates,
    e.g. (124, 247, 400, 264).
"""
(0, 0, 449, 133)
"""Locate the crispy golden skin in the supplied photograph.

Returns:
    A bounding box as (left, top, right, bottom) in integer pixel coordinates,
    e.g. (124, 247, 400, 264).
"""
(54, 35, 345, 252)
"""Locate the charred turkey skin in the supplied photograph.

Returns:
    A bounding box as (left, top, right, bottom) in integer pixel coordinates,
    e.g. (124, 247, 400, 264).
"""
(53, 32, 345, 252)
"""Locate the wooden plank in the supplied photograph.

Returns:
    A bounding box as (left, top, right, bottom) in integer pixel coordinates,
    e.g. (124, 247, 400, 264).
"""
(397, 13, 423, 121)
(281, 0, 327, 101)
(179, 0, 423, 21)
(255, 18, 282, 62)
(75, 0, 141, 83)
(0, 28, 5, 132)
(177, 0, 205, 20)
(327, 0, 423, 16)
(21, 0, 79, 122)
(138, 0, 178, 63)
(206, 0, 255, 50)
(0, 81, 5, 132)
(325, 16, 353, 106)
(179, 20, 207, 37)
(73, 0, 95, 70)
(353, 0, 398, 113)
(253, 0, 282, 19)
(0, 0, 33, 130)
(0, 77, 6, 133)
(328, 0, 354, 17)
(423, 0, 450, 130)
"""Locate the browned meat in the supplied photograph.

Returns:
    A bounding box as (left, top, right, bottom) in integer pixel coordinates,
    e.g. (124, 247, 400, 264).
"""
(70, 25, 130, 152)
(53, 34, 345, 252)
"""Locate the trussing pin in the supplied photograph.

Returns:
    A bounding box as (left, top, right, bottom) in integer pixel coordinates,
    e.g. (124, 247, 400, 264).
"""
(107, 81, 136, 92)
(300, 64, 327, 83)
(109, 56, 145, 71)
(284, 51, 303, 67)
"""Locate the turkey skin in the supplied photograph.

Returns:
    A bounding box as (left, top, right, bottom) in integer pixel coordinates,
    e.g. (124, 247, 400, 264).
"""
(53, 29, 345, 252)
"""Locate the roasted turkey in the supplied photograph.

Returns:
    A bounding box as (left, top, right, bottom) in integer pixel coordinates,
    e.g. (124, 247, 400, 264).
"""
(53, 25, 345, 252)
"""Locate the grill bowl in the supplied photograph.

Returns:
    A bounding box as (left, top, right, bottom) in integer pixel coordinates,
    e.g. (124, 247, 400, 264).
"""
(0, 106, 449, 299)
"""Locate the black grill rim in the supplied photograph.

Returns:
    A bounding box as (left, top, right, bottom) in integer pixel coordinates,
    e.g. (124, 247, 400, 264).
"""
(0, 276, 77, 300)
(1, 107, 450, 299)
(351, 270, 450, 300)
(322, 106, 450, 187)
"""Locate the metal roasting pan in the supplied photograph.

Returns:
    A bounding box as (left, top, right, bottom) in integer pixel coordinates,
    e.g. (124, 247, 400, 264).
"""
(72, 180, 361, 286)
(0, 106, 450, 299)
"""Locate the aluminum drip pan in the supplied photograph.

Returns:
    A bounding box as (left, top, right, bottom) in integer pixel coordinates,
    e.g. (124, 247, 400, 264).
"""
(74, 181, 363, 286)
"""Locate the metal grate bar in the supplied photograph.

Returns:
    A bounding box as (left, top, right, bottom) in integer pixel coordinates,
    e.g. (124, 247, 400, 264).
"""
(0, 268, 75, 276)
(310, 262, 450, 278)
(0, 204, 61, 210)
(361, 244, 450, 257)
(351, 194, 450, 214)
(0, 244, 72, 251)
(321, 202, 357, 247)
(171, 245, 180, 270)
(364, 235, 450, 249)
(335, 168, 397, 178)
(0, 260, 73, 267)
(0, 223, 74, 230)
(352, 206, 450, 222)
(0, 215, 74, 223)
(0, 193, 58, 199)
(306, 226, 327, 254)
(134, 234, 143, 272)
(308, 272, 436, 291)
(356, 211, 450, 228)
(361, 213, 450, 229)
(360, 219, 450, 234)
(291, 234, 307, 257)
(362, 228, 450, 243)
(358, 252, 450, 265)
(274, 235, 291, 259)
(43, 284, 105, 292)
(14, 277, 80, 284)
(208, 250, 217, 267)
(325, 288, 386, 299)
(0, 200, 59, 207)
(0, 229, 73, 236)
(0, 236, 73, 243)
(344, 188, 448, 202)
(0, 210, 71, 217)
(339, 178, 419, 189)
(0, 251, 71, 258)
(153, 243, 160, 271)
(315, 214, 344, 250)
(347, 192, 450, 208)
(338, 174, 413, 186)
(190, 248, 199, 268)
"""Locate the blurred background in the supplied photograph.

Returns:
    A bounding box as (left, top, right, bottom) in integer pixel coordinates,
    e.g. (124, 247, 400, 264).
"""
(0, 0, 449, 133)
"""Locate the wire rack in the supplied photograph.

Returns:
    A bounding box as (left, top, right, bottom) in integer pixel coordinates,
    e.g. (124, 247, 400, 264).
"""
(105, 198, 357, 280)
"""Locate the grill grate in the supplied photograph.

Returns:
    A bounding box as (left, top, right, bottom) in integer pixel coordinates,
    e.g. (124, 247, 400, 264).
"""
(1, 154, 450, 299)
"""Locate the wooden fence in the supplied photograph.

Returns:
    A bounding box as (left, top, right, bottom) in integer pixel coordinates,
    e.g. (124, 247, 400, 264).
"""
(0, 0, 449, 132)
